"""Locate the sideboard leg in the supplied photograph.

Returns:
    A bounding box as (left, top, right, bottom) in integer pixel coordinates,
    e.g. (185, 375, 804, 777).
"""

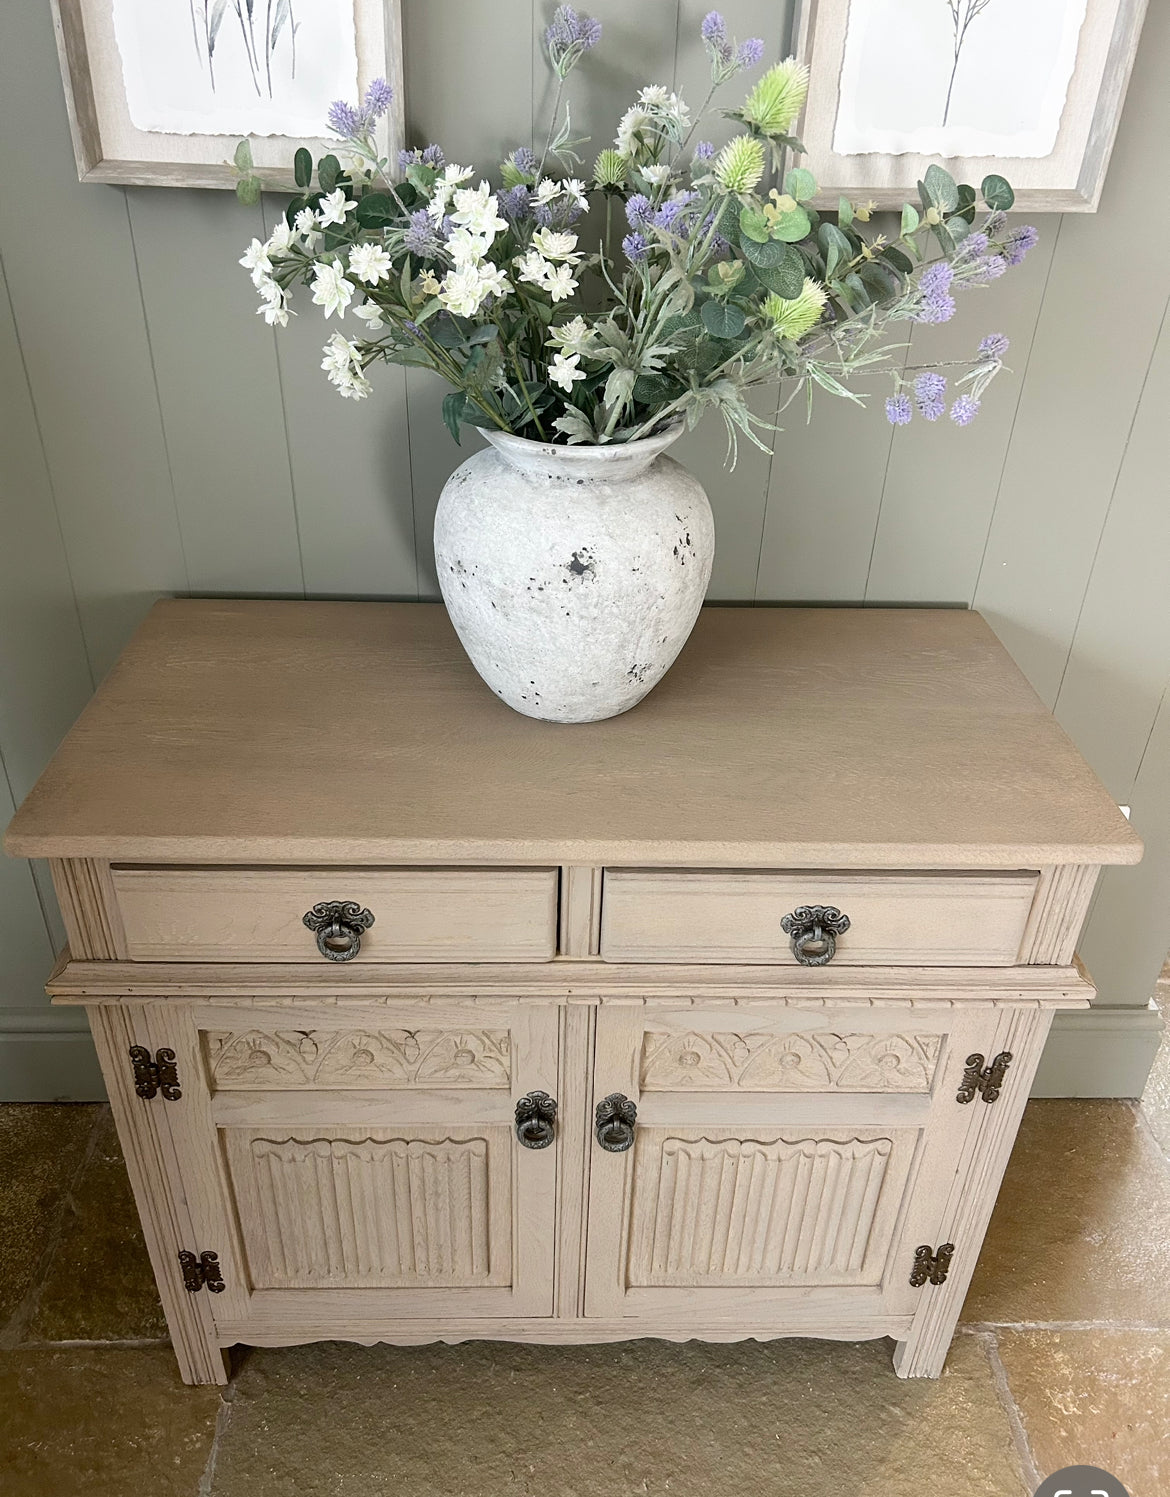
(891, 1007, 1055, 1379)
(88, 1004, 231, 1386)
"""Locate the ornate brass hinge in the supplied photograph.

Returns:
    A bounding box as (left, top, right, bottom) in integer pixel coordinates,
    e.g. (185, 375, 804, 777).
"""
(910, 1243, 954, 1287)
(128, 1045, 181, 1101)
(956, 1051, 1013, 1105)
(178, 1250, 225, 1293)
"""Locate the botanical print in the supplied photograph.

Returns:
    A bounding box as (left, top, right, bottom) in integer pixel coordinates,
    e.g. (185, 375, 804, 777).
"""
(832, 0, 1090, 159)
(111, 0, 358, 138)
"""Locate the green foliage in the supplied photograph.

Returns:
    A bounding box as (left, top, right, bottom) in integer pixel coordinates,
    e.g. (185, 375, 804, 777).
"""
(981, 174, 1014, 211)
(293, 147, 312, 189)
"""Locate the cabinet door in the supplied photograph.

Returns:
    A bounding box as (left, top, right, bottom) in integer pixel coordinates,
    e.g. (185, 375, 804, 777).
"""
(147, 1001, 559, 1341)
(584, 1005, 990, 1334)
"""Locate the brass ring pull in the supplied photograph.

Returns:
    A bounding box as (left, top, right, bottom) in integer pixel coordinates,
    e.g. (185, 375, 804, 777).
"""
(595, 1092, 637, 1152)
(780, 905, 850, 966)
(302, 901, 375, 962)
(515, 1090, 558, 1149)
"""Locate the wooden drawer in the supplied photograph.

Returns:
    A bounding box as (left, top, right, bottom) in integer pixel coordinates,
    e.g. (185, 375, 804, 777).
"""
(599, 869, 1038, 966)
(110, 866, 559, 963)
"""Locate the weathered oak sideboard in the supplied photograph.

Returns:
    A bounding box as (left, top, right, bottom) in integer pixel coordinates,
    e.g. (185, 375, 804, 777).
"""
(4, 600, 1140, 1385)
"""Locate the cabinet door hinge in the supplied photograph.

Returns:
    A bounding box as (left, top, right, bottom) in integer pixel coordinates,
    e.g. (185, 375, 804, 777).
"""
(178, 1250, 225, 1293)
(909, 1243, 954, 1287)
(128, 1045, 181, 1101)
(956, 1051, 1012, 1105)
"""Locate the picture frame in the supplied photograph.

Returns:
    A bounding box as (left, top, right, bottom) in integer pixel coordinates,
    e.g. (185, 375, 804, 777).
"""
(50, 0, 404, 190)
(792, 0, 1149, 211)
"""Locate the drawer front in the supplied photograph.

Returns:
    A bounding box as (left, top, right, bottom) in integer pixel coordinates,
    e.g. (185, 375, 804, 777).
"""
(600, 869, 1038, 966)
(111, 866, 559, 963)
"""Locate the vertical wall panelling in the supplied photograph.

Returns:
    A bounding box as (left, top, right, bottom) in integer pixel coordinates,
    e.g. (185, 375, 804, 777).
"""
(972, 0, 1170, 707)
(127, 190, 306, 596)
(0, 3, 188, 682)
(260, 197, 418, 598)
(864, 220, 1060, 604)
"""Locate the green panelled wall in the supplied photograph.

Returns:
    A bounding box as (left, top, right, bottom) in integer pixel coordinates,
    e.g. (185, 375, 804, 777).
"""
(0, 0, 1166, 1097)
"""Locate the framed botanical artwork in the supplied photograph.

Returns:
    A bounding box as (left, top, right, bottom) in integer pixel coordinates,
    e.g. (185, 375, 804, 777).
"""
(50, 0, 404, 189)
(793, 0, 1149, 211)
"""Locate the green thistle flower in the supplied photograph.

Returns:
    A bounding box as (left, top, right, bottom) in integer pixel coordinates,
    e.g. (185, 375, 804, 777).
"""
(742, 58, 809, 137)
(713, 135, 766, 194)
(592, 148, 628, 189)
(763, 278, 828, 339)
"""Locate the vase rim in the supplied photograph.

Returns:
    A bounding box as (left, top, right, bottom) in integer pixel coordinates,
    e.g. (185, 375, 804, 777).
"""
(479, 422, 684, 479)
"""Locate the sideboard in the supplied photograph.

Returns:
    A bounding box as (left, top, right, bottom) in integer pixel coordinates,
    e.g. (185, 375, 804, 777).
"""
(4, 600, 1140, 1385)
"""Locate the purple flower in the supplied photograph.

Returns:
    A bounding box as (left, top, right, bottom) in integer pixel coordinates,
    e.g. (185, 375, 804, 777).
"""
(914, 292, 956, 325)
(971, 254, 1007, 282)
(919, 261, 953, 296)
(622, 231, 649, 263)
(701, 11, 726, 42)
(955, 231, 989, 262)
(534, 201, 554, 228)
(403, 209, 440, 258)
(625, 194, 653, 230)
(512, 146, 537, 176)
(950, 394, 981, 426)
(1003, 225, 1039, 266)
(398, 144, 445, 174)
(885, 394, 913, 426)
(363, 78, 393, 119)
(914, 371, 947, 421)
(546, 5, 601, 73)
(327, 100, 360, 137)
(422, 143, 445, 168)
(499, 185, 532, 222)
(693, 141, 716, 161)
(652, 191, 698, 233)
(983, 210, 1008, 238)
(978, 333, 1010, 361)
(736, 37, 765, 67)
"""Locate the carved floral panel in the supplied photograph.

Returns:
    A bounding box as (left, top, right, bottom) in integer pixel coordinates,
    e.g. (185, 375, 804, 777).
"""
(205, 1027, 511, 1089)
(639, 1030, 942, 1093)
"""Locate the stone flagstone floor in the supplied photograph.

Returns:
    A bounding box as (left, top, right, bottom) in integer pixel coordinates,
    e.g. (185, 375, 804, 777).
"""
(2, 975, 1169, 1497)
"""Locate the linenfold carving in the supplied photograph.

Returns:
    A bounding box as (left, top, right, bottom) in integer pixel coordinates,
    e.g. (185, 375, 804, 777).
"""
(639, 1030, 941, 1092)
(206, 1028, 511, 1088)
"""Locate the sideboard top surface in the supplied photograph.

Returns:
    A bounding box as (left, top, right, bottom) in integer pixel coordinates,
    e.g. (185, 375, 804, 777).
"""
(4, 599, 1140, 868)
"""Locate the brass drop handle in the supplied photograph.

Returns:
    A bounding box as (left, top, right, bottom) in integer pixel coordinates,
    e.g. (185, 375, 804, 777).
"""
(780, 905, 850, 966)
(595, 1092, 637, 1152)
(515, 1090, 558, 1149)
(302, 901, 375, 962)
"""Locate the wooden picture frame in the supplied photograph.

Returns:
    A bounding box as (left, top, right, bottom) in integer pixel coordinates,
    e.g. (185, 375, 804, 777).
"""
(793, 0, 1148, 212)
(50, 0, 404, 190)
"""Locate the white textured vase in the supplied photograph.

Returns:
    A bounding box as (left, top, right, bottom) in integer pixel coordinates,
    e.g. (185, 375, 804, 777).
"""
(434, 426, 714, 722)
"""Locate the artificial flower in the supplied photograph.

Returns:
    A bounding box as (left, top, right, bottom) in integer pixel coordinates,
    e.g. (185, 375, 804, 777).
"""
(531, 229, 581, 263)
(310, 260, 354, 319)
(549, 352, 586, 391)
(740, 58, 809, 135)
(450, 182, 508, 239)
(348, 243, 393, 284)
(318, 188, 358, 227)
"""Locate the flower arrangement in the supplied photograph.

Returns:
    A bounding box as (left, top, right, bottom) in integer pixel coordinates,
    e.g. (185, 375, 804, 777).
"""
(238, 7, 1038, 460)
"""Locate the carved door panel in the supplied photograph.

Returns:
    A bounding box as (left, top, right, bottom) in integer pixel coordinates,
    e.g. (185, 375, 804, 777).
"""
(584, 1005, 989, 1327)
(148, 1000, 560, 1334)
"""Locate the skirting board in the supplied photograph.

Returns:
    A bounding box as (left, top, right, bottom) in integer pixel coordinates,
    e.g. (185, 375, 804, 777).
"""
(1031, 1001, 1164, 1098)
(0, 1016, 105, 1101)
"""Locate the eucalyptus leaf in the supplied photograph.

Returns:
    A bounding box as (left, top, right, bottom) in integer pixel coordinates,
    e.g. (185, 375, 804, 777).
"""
(981, 174, 1015, 211)
(900, 202, 919, 238)
(742, 235, 792, 270)
(442, 391, 468, 444)
(857, 259, 902, 302)
(818, 222, 853, 282)
(837, 196, 854, 229)
(770, 205, 811, 243)
(235, 174, 261, 205)
(743, 250, 805, 300)
(356, 192, 396, 228)
(317, 154, 341, 192)
(784, 167, 817, 203)
(234, 139, 253, 172)
(955, 182, 977, 224)
(701, 299, 747, 339)
(923, 163, 959, 212)
(738, 206, 771, 244)
(293, 147, 312, 190)
(882, 245, 914, 275)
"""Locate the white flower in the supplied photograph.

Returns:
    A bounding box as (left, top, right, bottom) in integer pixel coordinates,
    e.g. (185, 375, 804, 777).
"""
(475, 261, 511, 302)
(310, 260, 354, 319)
(639, 84, 671, 106)
(318, 188, 358, 227)
(446, 227, 492, 268)
(428, 163, 476, 220)
(515, 250, 554, 288)
(615, 106, 654, 156)
(543, 263, 578, 302)
(239, 237, 272, 287)
(532, 228, 580, 263)
(320, 332, 372, 400)
(348, 242, 393, 284)
(353, 301, 386, 331)
(546, 315, 594, 355)
(641, 164, 672, 187)
(438, 264, 491, 318)
(293, 208, 324, 254)
(450, 182, 507, 239)
(534, 177, 561, 206)
(563, 179, 589, 212)
(265, 219, 296, 255)
(549, 352, 586, 392)
(256, 281, 293, 327)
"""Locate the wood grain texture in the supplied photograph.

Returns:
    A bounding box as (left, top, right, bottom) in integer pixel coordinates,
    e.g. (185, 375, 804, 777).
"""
(600, 869, 1038, 966)
(559, 866, 603, 958)
(1017, 864, 1101, 965)
(49, 858, 126, 960)
(110, 865, 559, 963)
(5, 601, 1139, 868)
